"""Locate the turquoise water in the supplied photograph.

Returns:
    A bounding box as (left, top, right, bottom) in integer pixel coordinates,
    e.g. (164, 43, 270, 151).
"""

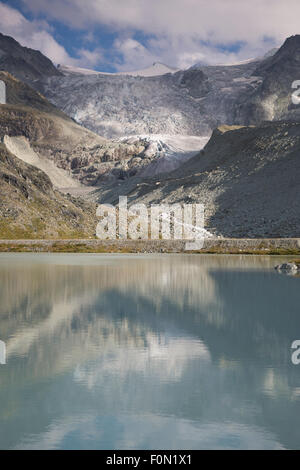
(0, 253, 299, 450)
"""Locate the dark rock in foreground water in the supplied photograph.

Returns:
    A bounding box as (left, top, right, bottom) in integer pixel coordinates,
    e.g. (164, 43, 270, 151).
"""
(275, 262, 300, 275)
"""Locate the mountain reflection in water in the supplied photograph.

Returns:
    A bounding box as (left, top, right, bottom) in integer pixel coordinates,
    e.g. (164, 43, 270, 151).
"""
(0, 253, 299, 450)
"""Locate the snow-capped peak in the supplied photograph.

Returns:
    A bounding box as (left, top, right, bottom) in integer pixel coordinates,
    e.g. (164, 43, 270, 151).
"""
(57, 62, 179, 78)
(119, 62, 179, 77)
(57, 64, 103, 76)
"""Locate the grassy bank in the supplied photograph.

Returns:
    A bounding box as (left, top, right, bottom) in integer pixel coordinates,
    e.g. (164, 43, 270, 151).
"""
(0, 239, 299, 254)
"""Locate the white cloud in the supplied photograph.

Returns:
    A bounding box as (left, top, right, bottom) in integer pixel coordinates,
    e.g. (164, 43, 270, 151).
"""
(112, 35, 269, 72)
(20, 0, 300, 44)
(76, 47, 104, 67)
(0, 2, 103, 68)
(18, 0, 300, 70)
(2, 1, 300, 70)
(0, 3, 71, 64)
(113, 38, 159, 71)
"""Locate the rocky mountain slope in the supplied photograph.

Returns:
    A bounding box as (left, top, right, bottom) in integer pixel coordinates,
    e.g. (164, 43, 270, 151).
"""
(0, 72, 102, 238)
(0, 71, 155, 187)
(235, 35, 300, 124)
(0, 142, 97, 239)
(0, 32, 62, 83)
(97, 121, 300, 238)
(0, 67, 204, 195)
(0, 70, 197, 238)
(1, 32, 300, 239)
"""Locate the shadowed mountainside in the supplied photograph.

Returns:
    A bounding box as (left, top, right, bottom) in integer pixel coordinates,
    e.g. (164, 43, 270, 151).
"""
(97, 122, 300, 238)
(0, 32, 62, 82)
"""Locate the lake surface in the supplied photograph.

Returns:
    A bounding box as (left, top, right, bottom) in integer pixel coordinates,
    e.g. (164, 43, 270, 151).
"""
(0, 253, 299, 450)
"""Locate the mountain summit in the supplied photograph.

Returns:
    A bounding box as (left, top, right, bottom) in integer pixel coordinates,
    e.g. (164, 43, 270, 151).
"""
(119, 62, 179, 77)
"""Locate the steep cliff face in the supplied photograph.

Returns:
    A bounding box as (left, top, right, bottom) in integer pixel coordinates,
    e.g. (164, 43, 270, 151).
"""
(0, 70, 101, 238)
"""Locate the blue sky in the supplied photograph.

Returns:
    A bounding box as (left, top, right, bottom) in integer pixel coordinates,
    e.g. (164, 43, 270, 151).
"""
(0, 0, 298, 72)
